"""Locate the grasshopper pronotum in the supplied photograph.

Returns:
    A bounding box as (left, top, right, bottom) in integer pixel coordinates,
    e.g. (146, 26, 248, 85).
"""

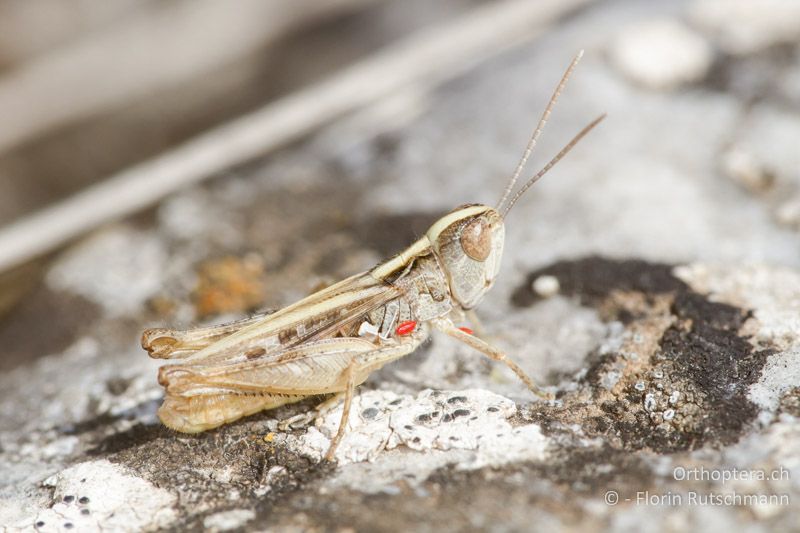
(142, 52, 604, 461)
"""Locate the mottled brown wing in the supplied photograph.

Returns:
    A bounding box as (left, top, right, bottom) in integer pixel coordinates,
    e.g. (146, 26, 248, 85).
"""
(142, 311, 275, 359)
(143, 270, 399, 362)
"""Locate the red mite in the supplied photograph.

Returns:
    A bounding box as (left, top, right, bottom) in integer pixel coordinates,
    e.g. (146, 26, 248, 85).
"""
(458, 327, 474, 335)
(395, 320, 417, 336)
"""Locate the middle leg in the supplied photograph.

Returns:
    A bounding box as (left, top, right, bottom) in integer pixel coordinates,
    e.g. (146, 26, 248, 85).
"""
(324, 362, 357, 461)
(322, 328, 428, 461)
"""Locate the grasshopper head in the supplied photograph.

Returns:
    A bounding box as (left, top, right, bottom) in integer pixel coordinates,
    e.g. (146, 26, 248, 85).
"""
(422, 55, 606, 309)
(427, 204, 504, 309)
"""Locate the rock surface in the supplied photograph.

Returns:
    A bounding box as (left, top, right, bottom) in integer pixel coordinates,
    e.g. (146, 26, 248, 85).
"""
(2, 0, 800, 531)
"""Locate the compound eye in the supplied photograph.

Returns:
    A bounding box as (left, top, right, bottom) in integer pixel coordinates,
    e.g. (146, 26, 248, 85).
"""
(460, 218, 491, 261)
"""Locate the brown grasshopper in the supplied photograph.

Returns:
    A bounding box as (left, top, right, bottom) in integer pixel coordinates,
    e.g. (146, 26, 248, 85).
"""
(142, 52, 604, 461)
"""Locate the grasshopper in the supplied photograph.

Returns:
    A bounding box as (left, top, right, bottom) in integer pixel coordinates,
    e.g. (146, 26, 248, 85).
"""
(142, 52, 604, 461)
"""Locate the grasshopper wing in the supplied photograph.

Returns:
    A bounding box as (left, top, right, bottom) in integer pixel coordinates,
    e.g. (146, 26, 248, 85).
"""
(153, 271, 405, 432)
(142, 310, 275, 359)
(170, 271, 401, 366)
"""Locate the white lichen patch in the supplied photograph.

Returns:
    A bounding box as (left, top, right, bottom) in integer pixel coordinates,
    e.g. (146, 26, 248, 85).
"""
(46, 226, 168, 317)
(673, 263, 800, 349)
(721, 415, 800, 496)
(15, 460, 177, 532)
(610, 18, 712, 90)
(749, 349, 800, 413)
(202, 509, 256, 532)
(290, 389, 549, 473)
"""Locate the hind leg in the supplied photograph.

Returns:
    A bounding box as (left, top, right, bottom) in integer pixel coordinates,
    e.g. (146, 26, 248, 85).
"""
(277, 392, 345, 431)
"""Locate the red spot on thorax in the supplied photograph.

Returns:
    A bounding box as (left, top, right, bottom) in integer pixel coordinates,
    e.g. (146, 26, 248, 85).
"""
(458, 327, 474, 335)
(395, 320, 417, 336)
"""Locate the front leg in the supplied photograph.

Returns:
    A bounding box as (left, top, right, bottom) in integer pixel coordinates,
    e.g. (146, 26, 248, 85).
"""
(431, 317, 553, 400)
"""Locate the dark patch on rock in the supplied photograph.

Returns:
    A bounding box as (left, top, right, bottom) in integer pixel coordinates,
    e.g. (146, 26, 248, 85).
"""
(670, 291, 750, 331)
(361, 407, 379, 419)
(105, 377, 133, 396)
(80, 394, 343, 529)
(513, 256, 771, 453)
(527, 444, 654, 496)
(57, 413, 120, 438)
(779, 388, 800, 417)
(701, 43, 798, 106)
(86, 423, 169, 457)
(100, 417, 332, 530)
(59, 398, 162, 440)
(512, 256, 685, 308)
(262, 445, 651, 533)
(659, 319, 770, 449)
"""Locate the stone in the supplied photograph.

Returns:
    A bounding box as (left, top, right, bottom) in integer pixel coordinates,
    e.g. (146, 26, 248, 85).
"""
(691, 0, 800, 54)
(610, 18, 713, 89)
(532, 274, 560, 298)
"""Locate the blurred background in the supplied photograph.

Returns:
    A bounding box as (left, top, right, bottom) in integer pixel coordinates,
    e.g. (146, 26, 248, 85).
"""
(1, 0, 798, 334)
(1, 0, 800, 530)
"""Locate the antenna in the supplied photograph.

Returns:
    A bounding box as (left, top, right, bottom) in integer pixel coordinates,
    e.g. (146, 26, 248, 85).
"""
(501, 113, 606, 217)
(496, 50, 584, 212)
